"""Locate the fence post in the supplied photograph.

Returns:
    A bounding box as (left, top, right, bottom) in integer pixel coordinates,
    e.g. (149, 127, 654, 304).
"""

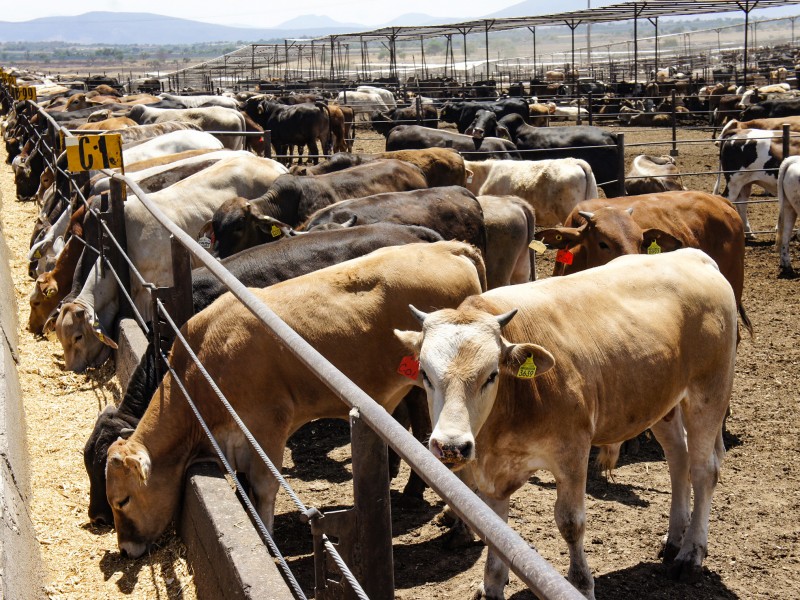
(348, 408, 394, 600)
(167, 235, 194, 334)
(108, 178, 132, 319)
(617, 132, 626, 197)
(576, 95, 582, 126)
(782, 123, 791, 163)
(263, 130, 272, 159)
(587, 91, 593, 126)
(415, 95, 422, 125)
(670, 89, 679, 157)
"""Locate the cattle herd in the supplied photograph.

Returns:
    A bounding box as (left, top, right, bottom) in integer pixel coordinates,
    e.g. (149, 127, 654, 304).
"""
(1, 63, 799, 599)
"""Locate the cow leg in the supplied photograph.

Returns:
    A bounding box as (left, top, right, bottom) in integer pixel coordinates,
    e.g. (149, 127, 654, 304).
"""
(248, 432, 289, 534)
(307, 139, 320, 165)
(474, 494, 510, 600)
(732, 182, 754, 237)
(650, 409, 691, 562)
(668, 396, 727, 583)
(553, 456, 595, 599)
(778, 198, 798, 277)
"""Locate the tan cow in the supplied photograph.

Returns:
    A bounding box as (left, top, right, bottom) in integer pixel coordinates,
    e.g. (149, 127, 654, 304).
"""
(105, 241, 487, 557)
(76, 116, 137, 130)
(718, 115, 800, 140)
(624, 155, 686, 195)
(534, 191, 751, 335)
(395, 249, 737, 599)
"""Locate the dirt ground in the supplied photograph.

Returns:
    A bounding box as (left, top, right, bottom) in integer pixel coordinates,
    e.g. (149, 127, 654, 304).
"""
(2, 120, 799, 600)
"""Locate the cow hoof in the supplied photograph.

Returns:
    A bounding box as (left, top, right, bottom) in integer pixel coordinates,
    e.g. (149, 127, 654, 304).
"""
(667, 558, 703, 584)
(436, 505, 460, 527)
(471, 584, 504, 600)
(778, 268, 798, 280)
(401, 473, 427, 500)
(442, 521, 477, 550)
(659, 541, 681, 563)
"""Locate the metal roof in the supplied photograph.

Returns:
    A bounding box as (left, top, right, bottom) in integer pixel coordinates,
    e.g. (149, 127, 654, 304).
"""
(298, 0, 796, 41)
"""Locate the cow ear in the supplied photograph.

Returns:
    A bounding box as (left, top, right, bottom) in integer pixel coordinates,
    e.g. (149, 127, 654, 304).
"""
(534, 226, 584, 250)
(500, 339, 555, 379)
(42, 312, 58, 336)
(123, 449, 151, 484)
(394, 329, 422, 354)
(43, 282, 58, 298)
(119, 428, 135, 440)
(496, 125, 512, 140)
(91, 318, 118, 349)
(641, 229, 683, 254)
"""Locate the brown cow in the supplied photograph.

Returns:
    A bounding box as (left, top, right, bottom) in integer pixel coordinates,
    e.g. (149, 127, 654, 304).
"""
(534, 190, 751, 335)
(76, 117, 138, 130)
(396, 249, 737, 598)
(718, 115, 800, 140)
(104, 241, 487, 557)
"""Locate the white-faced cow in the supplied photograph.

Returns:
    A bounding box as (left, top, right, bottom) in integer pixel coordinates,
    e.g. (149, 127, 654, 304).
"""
(395, 249, 738, 599)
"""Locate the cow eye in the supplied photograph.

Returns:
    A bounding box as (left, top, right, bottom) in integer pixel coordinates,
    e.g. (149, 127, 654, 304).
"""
(74, 334, 83, 343)
(599, 241, 609, 250)
(483, 371, 498, 389)
(421, 370, 432, 387)
(118, 496, 130, 510)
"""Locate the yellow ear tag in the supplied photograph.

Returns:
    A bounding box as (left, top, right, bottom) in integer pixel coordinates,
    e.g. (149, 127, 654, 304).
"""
(93, 321, 106, 342)
(270, 225, 282, 238)
(647, 240, 662, 255)
(529, 239, 547, 254)
(516, 356, 537, 379)
(33, 250, 41, 259)
(44, 288, 56, 298)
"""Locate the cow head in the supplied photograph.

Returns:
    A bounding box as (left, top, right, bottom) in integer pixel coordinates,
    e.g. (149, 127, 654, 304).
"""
(47, 302, 117, 373)
(106, 438, 180, 558)
(29, 273, 62, 334)
(211, 196, 294, 258)
(465, 110, 510, 141)
(84, 406, 135, 526)
(534, 207, 683, 275)
(395, 305, 554, 468)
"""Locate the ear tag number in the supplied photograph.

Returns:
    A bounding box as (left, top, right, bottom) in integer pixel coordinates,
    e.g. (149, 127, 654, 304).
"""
(517, 356, 537, 379)
(397, 355, 420, 380)
(529, 239, 546, 254)
(270, 225, 282, 238)
(647, 240, 662, 254)
(555, 249, 574, 265)
(198, 235, 212, 249)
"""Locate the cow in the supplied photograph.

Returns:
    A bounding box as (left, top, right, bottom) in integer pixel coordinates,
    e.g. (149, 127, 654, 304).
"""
(463, 110, 510, 141)
(464, 158, 598, 227)
(534, 190, 751, 336)
(395, 248, 738, 599)
(385, 125, 519, 161)
(476, 195, 536, 288)
(104, 241, 487, 558)
(739, 96, 800, 121)
(250, 100, 331, 164)
(83, 223, 445, 526)
(126, 104, 246, 150)
(334, 90, 390, 121)
(625, 155, 686, 195)
(439, 99, 530, 134)
(713, 128, 800, 235)
(47, 154, 289, 371)
(547, 103, 589, 122)
(777, 155, 800, 278)
(356, 85, 397, 110)
(121, 130, 224, 166)
(75, 116, 137, 130)
(718, 115, 800, 140)
(528, 102, 553, 126)
(157, 93, 239, 109)
(498, 115, 620, 196)
(209, 159, 429, 258)
(291, 149, 465, 188)
(370, 104, 439, 137)
(300, 186, 487, 261)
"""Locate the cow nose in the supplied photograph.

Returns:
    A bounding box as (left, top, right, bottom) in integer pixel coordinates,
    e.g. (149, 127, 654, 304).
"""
(430, 438, 473, 464)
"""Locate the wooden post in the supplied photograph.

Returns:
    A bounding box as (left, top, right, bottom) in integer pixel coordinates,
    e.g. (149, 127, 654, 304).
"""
(617, 132, 626, 197)
(108, 178, 132, 319)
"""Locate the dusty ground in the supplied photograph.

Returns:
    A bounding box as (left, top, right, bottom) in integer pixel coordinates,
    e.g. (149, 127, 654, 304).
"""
(2, 120, 798, 600)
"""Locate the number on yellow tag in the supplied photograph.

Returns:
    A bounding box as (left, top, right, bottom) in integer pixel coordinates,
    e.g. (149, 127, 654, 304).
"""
(516, 356, 537, 379)
(65, 134, 124, 172)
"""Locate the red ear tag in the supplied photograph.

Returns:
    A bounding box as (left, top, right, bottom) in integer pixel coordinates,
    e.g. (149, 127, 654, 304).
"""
(397, 355, 420, 380)
(555, 249, 574, 265)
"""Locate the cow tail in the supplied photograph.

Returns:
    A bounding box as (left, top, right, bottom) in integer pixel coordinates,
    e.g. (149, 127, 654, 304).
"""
(776, 157, 789, 248)
(316, 101, 332, 156)
(517, 199, 537, 282)
(451, 242, 489, 292)
(739, 303, 754, 340)
(580, 160, 599, 200)
(712, 137, 724, 196)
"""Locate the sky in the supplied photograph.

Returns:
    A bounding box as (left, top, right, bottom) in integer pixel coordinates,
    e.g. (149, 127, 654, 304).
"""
(1, 0, 522, 28)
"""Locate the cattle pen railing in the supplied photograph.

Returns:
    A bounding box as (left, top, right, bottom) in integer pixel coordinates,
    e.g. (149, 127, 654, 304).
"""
(1, 89, 586, 599)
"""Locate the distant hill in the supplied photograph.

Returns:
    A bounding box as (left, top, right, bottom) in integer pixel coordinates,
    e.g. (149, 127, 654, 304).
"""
(0, 11, 366, 44)
(486, 0, 617, 19)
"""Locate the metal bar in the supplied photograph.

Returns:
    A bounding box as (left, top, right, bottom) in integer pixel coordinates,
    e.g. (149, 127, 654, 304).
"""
(617, 132, 626, 197)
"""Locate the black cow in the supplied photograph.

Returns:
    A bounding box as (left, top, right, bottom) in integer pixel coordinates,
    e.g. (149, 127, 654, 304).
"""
(740, 97, 800, 121)
(83, 222, 445, 524)
(385, 125, 520, 161)
(370, 104, 439, 137)
(211, 159, 429, 257)
(464, 110, 511, 140)
(499, 114, 621, 196)
(439, 98, 530, 133)
(301, 186, 487, 258)
(250, 100, 331, 164)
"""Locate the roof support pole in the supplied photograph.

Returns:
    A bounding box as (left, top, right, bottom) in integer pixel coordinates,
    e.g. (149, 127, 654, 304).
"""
(528, 27, 537, 80)
(648, 17, 658, 73)
(330, 37, 335, 81)
(565, 19, 581, 91)
(736, 1, 758, 87)
(633, 3, 638, 84)
(484, 20, 495, 81)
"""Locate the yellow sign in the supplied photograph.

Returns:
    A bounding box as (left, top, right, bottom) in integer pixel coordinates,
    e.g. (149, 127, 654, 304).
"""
(65, 135, 124, 172)
(5, 75, 16, 86)
(516, 356, 537, 379)
(13, 86, 37, 101)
